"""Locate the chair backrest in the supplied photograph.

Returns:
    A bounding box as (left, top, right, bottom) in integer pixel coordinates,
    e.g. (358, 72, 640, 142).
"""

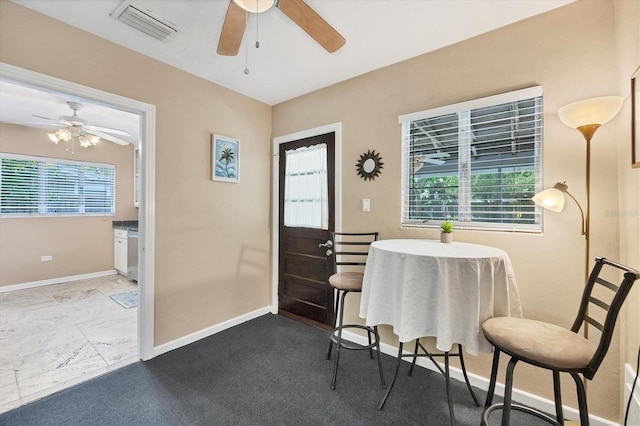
(569, 257, 639, 379)
(331, 232, 378, 273)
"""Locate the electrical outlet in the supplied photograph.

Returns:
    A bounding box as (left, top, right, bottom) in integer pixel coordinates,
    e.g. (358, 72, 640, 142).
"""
(41, 255, 52, 262)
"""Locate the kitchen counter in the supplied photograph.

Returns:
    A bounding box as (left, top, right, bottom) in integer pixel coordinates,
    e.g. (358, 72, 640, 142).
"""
(112, 220, 138, 231)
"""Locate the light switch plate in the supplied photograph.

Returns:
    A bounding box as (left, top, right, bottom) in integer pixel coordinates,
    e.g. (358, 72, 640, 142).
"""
(362, 198, 370, 212)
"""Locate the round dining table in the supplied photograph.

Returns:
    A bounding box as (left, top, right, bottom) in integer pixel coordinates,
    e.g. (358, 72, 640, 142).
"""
(359, 238, 523, 356)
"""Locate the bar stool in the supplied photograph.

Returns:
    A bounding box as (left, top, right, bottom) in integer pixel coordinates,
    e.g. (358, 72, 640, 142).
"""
(482, 257, 639, 425)
(325, 231, 386, 390)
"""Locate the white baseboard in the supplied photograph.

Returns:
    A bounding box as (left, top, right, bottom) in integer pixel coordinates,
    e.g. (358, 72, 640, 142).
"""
(153, 306, 272, 357)
(0, 270, 118, 293)
(341, 329, 617, 426)
(625, 362, 640, 426)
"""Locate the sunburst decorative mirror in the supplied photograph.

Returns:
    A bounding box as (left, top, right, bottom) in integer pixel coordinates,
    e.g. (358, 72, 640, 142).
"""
(356, 150, 384, 181)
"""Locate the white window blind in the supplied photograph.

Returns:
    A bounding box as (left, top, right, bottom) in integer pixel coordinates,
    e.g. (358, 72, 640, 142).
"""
(284, 143, 328, 229)
(0, 153, 115, 217)
(399, 86, 543, 232)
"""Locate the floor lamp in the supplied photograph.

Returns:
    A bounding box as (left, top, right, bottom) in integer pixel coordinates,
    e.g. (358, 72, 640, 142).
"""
(533, 95, 624, 338)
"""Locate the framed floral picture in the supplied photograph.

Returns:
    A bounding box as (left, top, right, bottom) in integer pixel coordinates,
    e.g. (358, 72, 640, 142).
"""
(212, 134, 240, 183)
(632, 66, 640, 168)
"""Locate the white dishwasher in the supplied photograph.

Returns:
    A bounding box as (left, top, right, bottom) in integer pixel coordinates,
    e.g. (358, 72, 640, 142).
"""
(126, 231, 138, 281)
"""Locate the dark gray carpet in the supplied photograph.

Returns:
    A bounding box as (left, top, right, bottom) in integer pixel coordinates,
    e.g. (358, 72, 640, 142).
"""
(0, 314, 549, 425)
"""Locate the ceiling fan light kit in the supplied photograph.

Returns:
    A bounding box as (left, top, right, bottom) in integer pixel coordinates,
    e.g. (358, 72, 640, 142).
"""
(48, 129, 71, 143)
(233, 0, 275, 14)
(34, 101, 132, 153)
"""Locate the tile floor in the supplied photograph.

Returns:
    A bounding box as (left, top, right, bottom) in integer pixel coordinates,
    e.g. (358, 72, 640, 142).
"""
(0, 274, 138, 414)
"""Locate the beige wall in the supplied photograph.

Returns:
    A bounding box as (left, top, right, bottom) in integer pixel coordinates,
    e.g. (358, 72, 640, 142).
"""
(272, 0, 635, 422)
(0, 123, 137, 285)
(0, 1, 273, 345)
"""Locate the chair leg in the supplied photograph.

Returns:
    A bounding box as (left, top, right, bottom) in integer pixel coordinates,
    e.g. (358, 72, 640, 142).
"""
(570, 372, 590, 426)
(501, 356, 519, 426)
(457, 344, 479, 406)
(326, 288, 340, 360)
(553, 370, 564, 425)
(367, 327, 374, 359)
(484, 349, 500, 407)
(379, 342, 403, 410)
(330, 289, 348, 390)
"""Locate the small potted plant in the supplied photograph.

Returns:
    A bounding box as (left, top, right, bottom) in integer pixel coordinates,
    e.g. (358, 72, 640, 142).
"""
(440, 220, 454, 243)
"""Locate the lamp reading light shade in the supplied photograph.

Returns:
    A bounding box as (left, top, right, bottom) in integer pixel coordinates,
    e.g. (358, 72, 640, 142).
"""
(533, 181, 586, 237)
(557, 96, 624, 141)
(532, 182, 568, 212)
(233, 0, 275, 13)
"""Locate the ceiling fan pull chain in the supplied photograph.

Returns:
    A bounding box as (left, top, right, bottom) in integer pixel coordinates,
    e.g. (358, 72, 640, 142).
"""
(255, 0, 260, 49)
(244, 10, 250, 75)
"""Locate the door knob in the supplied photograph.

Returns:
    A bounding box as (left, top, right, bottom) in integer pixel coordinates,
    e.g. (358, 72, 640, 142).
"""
(325, 249, 333, 257)
(319, 240, 333, 248)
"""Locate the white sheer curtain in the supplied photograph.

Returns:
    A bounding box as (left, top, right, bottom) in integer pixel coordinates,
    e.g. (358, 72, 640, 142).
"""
(284, 143, 328, 229)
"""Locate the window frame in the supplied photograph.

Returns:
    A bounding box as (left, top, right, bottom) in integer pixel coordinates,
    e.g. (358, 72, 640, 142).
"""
(0, 153, 116, 218)
(399, 86, 543, 233)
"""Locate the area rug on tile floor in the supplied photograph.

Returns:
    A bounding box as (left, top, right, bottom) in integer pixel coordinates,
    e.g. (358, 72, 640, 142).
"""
(110, 289, 137, 308)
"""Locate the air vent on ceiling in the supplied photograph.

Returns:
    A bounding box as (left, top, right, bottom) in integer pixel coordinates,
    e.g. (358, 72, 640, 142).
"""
(110, 0, 178, 42)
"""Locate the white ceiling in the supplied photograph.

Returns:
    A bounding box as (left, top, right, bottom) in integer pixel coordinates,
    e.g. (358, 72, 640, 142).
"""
(0, 80, 141, 144)
(1, 0, 573, 143)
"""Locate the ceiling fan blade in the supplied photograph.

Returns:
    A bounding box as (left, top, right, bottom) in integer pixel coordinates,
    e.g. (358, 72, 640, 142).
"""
(86, 124, 132, 137)
(87, 129, 129, 146)
(277, 0, 345, 53)
(415, 155, 447, 167)
(423, 158, 446, 166)
(217, 1, 247, 56)
(10, 121, 64, 128)
(32, 114, 59, 122)
(425, 152, 451, 159)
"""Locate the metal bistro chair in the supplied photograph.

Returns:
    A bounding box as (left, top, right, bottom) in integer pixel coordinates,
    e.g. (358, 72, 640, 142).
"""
(325, 231, 386, 390)
(482, 257, 639, 425)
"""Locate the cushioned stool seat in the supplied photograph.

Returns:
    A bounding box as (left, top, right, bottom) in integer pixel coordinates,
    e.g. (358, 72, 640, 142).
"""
(482, 317, 596, 370)
(329, 271, 364, 291)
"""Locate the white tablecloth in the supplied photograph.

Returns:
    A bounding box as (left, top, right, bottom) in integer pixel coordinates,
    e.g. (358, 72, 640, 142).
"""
(359, 239, 522, 355)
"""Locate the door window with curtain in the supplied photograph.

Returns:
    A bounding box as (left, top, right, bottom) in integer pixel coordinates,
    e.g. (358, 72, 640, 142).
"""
(284, 143, 328, 229)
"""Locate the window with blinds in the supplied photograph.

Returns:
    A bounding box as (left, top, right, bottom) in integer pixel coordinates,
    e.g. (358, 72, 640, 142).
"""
(0, 154, 115, 217)
(400, 86, 543, 232)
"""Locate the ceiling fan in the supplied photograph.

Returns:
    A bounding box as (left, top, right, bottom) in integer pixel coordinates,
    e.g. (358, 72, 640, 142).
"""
(32, 101, 131, 146)
(413, 152, 451, 172)
(217, 0, 345, 56)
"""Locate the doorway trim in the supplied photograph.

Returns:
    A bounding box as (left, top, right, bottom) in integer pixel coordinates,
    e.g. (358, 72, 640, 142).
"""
(271, 122, 342, 313)
(0, 62, 156, 361)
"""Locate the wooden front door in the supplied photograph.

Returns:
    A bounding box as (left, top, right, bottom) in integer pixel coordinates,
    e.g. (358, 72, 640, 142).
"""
(278, 133, 335, 328)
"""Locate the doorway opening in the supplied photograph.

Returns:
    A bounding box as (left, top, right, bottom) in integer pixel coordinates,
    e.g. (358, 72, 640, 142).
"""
(0, 63, 156, 409)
